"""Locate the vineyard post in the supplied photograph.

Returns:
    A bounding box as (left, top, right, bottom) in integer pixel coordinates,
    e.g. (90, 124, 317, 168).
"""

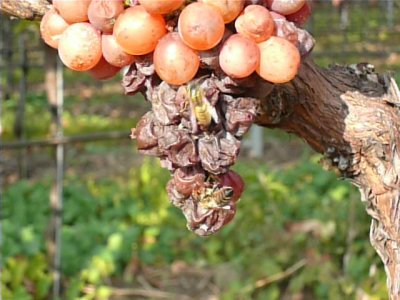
(15, 34, 28, 178)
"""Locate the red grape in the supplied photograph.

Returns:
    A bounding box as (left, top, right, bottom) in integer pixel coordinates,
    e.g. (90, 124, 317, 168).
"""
(219, 34, 260, 78)
(53, 0, 91, 23)
(88, 0, 125, 33)
(113, 6, 167, 55)
(102, 34, 136, 68)
(139, 0, 185, 14)
(235, 5, 275, 43)
(286, 2, 311, 26)
(266, 0, 306, 15)
(40, 8, 69, 49)
(199, 0, 245, 24)
(153, 32, 200, 85)
(88, 57, 121, 80)
(257, 36, 301, 83)
(178, 2, 225, 51)
(58, 23, 102, 71)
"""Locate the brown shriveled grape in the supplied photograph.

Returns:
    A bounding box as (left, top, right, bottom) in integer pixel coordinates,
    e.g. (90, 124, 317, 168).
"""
(219, 34, 260, 78)
(235, 5, 275, 43)
(88, 0, 125, 33)
(265, 0, 306, 15)
(198, 0, 244, 24)
(257, 36, 300, 83)
(88, 57, 121, 80)
(178, 2, 225, 51)
(40, 8, 69, 49)
(58, 23, 102, 71)
(153, 32, 200, 85)
(113, 6, 167, 55)
(139, 0, 185, 15)
(102, 34, 136, 68)
(53, 0, 91, 23)
(286, 2, 311, 26)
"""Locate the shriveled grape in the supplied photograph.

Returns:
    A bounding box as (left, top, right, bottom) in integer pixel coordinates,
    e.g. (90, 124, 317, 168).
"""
(219, 34, 260, 78)
(139, 0, 185, 15)
(102, 34, 136, 68)
(198, 0, 244, 24)
(235, 5, 275, 43)
(88, 0, 125, 33)
(257, 36, 300, 83)
(218, 171, 245, 203)
(178, 2, 225, 51)
(114, 6, 167, 55)
(40, 8, 69, 49)
(53, 0, 91, 23)
(89, 57, 121, 80)
(58, 23, 102, 71)
(266, 0, 306, 15)
(153, 32, 200, 85)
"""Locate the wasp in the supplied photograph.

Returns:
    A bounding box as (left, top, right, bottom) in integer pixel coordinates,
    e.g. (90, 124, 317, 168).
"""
(184, 82, 219, 133)
(195, 185, 234, 210)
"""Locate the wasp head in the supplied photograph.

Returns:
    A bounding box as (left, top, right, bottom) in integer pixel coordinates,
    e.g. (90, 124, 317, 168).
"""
(223, 187, 234, 198)
(187, 83, 203, 105)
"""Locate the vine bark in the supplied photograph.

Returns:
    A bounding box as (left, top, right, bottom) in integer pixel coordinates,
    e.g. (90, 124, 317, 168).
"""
(0, 0, 51, 20)
(2, 2, 400, 299)
(255, 59, 400, 298)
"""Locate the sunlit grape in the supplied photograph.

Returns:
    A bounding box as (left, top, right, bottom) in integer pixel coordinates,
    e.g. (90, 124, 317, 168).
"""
(102, 34, 136, 68)
(286, 2, 311, 25)
(153, 32, 200, 85)
(88, 0, 125, 33)
(198, 0, 244, 24)
(219, 34, 260, 78)
(88, 57, 121, 80)
(113, 6, 167, 55)
(40, 8, 69, 49)
(53, 0, 91, 23)
(178, 2, 225, 51)
(139, 0, 185, 14)
(265, 0, 306, 15)
(58, 23, 102, 71)
(257, 36, 300, 83)
(235, 5, 274, 43)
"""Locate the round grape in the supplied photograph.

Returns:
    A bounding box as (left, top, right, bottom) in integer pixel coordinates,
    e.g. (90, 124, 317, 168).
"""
(114, 6, 167, 55)
(58, 23, 102, 71)
(40, 8, 69, 49)
(219, 34, 260, 78)
(154, 32, 200, 85)
(257, 36, 301, 83)
(178, 2, 225, 51)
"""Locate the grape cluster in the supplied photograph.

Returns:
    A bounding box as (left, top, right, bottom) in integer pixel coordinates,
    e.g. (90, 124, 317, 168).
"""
(39, 0, 314, 236)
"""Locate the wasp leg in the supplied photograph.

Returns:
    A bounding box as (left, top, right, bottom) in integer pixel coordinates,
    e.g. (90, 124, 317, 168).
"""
(202, 96, 219, 124)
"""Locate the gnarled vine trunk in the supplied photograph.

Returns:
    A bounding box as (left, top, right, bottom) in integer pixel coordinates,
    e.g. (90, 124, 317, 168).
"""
(2, 2, 400, 298)
(0, 0, 51, 20)
(256, 59, 400, 298)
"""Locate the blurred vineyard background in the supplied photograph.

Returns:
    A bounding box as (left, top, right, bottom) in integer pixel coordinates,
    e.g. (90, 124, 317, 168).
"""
(1, 1, 400, 299)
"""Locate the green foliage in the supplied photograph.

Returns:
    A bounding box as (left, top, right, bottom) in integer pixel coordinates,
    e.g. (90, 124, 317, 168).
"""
(1, 92, 136, 141)
(2, 4, 398, 299)
(2, 157, 387, 299)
